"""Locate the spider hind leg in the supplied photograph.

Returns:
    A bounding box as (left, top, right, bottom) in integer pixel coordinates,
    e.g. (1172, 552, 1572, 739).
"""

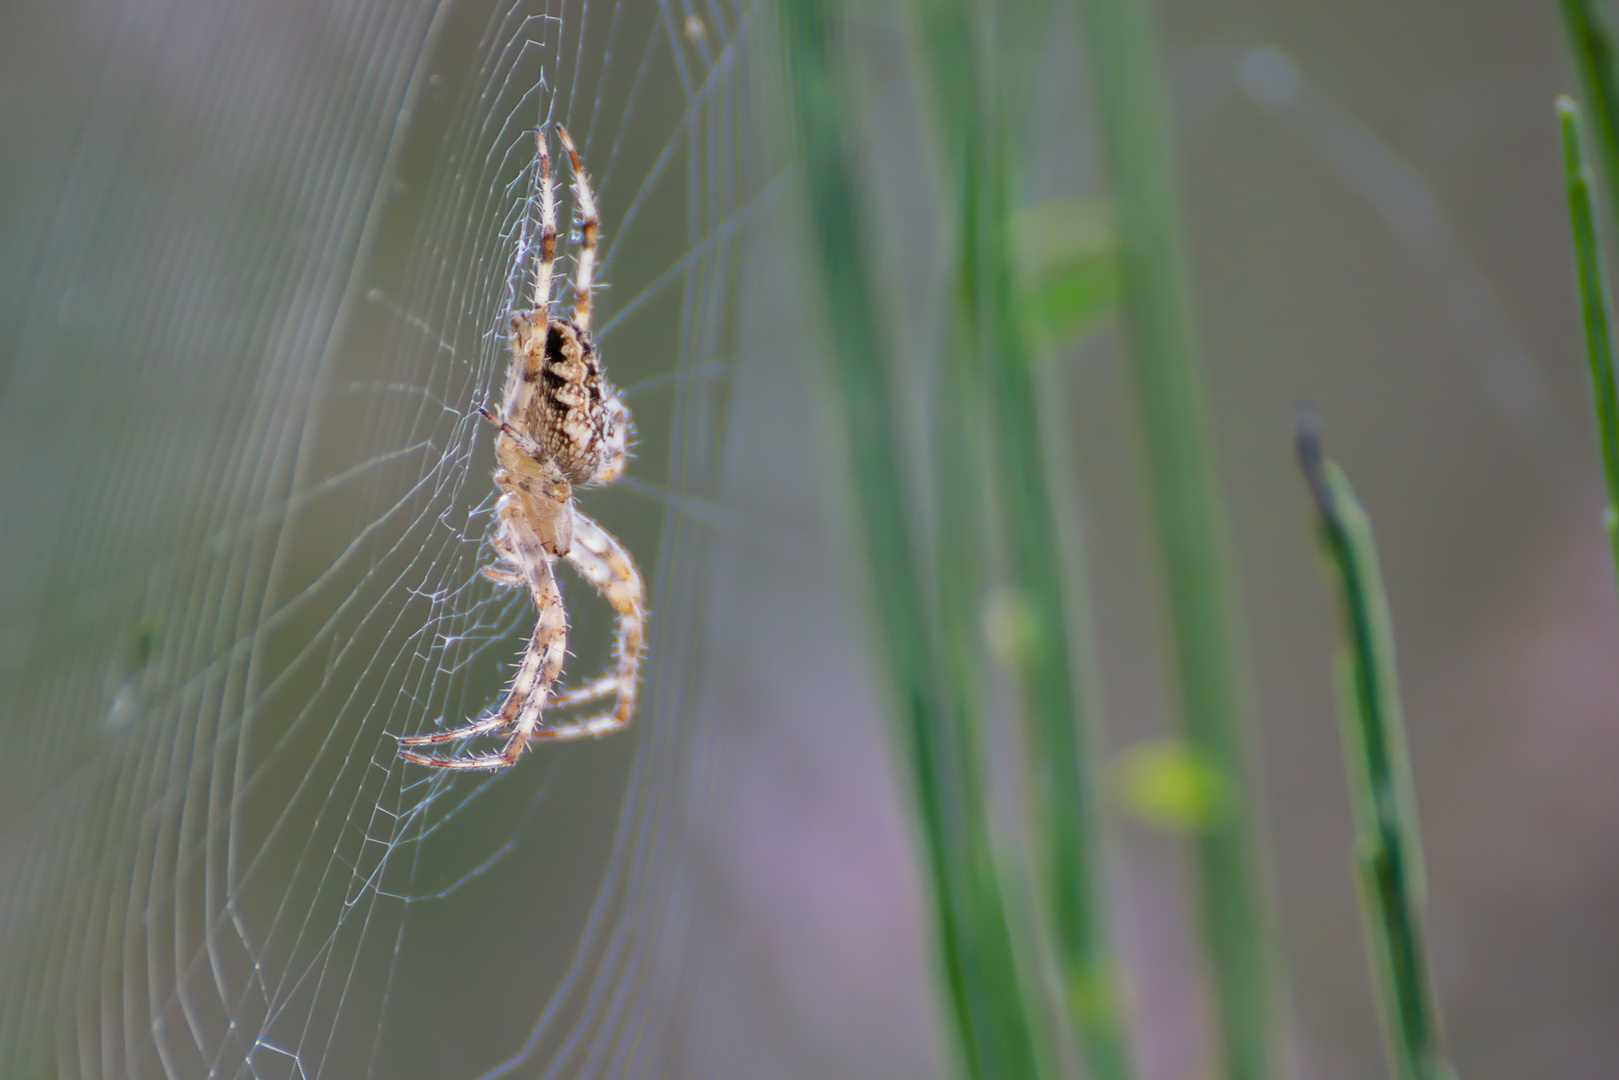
(400, 748, 522, 773)
(529, 129, 558, 313)
(397, 711, 511, 747)
(547, 673, 619, 709)
(527, 510, 643, 744)
(400, 544, 569, 771)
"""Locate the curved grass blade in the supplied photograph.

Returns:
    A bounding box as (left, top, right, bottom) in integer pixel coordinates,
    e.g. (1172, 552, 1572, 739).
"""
(1295, 410, 1454, 1080)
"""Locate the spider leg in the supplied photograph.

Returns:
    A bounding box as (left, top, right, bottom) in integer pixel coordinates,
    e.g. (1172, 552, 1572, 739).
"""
(481, 565, 523, 589)
(482, 412, 576, 548)
(480, 523, 523, 588)
(528, 510, 643, 743)
(530, 128, 558, 313)
(401, 527, 570, 770)
(400, 748, 527, 772)
(493, 554, 570, 761)
(397, 711, 511, 746)
(555, 126, 599, 333)
(548, 673, 619, 709)
(479, 406, 548, 460)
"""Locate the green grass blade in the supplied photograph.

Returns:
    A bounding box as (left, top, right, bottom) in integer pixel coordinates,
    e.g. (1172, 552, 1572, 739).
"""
(909, 2, 1132, 1075)
(1559, 1, 1619, 225)
(776, 5, 1045, 1077)
(1075, 2, 1274, 1077)
(1295, 413, 1454, 1080)
(1558, 96, 1619, 590)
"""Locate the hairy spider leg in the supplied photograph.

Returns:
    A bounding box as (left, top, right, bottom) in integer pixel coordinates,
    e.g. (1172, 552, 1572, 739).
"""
(531, 129, 558, 313)
(478, 406, 547, 460)
(478, 527, 524, 588)
(548, 674, 619, 709)
(401, 520, 570, 771)
(482, 521, 628, 709)
(397, 711, 512, 748)
(415, 514, 641, 745)
(496, 505, 624, 711)
(497, 136, 559, 433)
(480, 565, 524, 588)
(556, 126, 600, 333)
(525, 510, 643, 743)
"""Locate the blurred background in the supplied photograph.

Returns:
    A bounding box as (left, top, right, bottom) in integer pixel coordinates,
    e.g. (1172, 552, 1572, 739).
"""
(0, 0, 1612, 1078)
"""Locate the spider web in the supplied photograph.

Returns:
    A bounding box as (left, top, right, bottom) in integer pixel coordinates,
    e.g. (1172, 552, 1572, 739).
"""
(0, 0, 790, 1076)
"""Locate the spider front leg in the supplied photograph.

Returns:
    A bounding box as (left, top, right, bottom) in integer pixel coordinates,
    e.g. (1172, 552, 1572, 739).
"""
(480, 564, 524, 589)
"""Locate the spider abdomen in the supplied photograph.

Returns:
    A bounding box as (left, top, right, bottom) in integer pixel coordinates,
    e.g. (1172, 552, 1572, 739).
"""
(505, 313, 629, 486)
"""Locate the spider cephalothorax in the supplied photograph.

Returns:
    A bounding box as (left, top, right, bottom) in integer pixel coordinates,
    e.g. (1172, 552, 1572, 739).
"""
(400, 127, 645, 772)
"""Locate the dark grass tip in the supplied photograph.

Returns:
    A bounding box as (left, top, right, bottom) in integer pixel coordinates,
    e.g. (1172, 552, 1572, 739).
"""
(1293, 401, 1334, 518)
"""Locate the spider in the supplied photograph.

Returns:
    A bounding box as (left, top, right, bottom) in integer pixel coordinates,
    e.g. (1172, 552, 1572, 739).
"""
(399, 127, 645, 772)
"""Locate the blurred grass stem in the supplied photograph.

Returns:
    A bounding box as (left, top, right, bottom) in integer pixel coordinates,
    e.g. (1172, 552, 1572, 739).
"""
(1558, 96, 1619, 591)
(1560, 1, 1619, 225)
(910, 0, 1131, 1075)
(1076, 0, 1273, 1077)
(777, 3, 1046, 1076)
